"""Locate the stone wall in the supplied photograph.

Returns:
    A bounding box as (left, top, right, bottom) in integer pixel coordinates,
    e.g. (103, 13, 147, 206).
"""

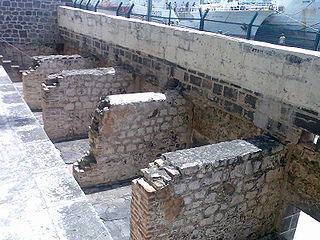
(285, 143, 320, 222)
(42, 67, 138, 140)
(57, 8, 320, 238)
(0, 0, 72, 44)
(74, 91, 192, 187)
(131, 135, 286, 240)
(23, 54, 99, 110)
(58, 7, 320, 145)
(58, 7, 320, 113)
(189, 95, 263, 146)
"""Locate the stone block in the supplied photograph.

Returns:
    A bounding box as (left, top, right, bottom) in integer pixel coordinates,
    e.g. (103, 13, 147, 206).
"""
(23, 54, 98, 110)
(42, 67, 135, 140)
(74, 91, 192, 187)
(130, 135, 286, 239)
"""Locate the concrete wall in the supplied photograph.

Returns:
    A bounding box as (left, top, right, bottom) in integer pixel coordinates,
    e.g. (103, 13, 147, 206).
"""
(74, 91, 192, 187)
(23, 54, 98, 110)
(0, 0, 72, 44)
(58, 7, 320, 144)
(131, 135, 286, 239)
(42, 67, 137, 140)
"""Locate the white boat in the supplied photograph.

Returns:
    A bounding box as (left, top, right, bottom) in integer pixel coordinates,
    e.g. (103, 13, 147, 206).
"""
(97, 0, 180, 24)
(255, 0, 320, 50)
(178, 0, 277, 39)
(96, 0, 277, 39)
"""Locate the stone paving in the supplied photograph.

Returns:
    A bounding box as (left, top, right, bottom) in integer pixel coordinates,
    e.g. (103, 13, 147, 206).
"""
(85, 183, 132, 240)
(0, 66, 112, 239)
(54, 138, 89, 164)
(13, 73, 132, 239)
(53, 137, 132, 240)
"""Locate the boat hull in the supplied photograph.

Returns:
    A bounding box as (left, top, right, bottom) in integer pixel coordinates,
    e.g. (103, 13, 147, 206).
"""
(179, 10, 275, 39)
(255, 19, 318, 50)
(255, 0, 320, 50)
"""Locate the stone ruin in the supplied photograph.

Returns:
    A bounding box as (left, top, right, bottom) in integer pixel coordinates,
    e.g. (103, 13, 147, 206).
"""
(9, 47, 318, 240)
(1, 2, 320, 240)
(73, 91, 191, 187)
(42, 66, 139, 140)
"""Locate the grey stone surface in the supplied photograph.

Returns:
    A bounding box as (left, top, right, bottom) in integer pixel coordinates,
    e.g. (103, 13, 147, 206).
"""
(13, 82, 44, 126)
(0, 66, 112, 239)
(54, 138, 90, 164)
(163, 135, 283, 170)
(85, 183, 132, 240)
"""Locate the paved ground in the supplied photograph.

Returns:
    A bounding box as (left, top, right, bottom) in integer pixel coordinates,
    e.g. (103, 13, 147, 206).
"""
(54, 138, 90, 164)
(13, 81, 131, 239)
(85, 183, 132, 240)
(54, 138, 131, 240)
(1, 66, 112, 239)
(54, 138, 132, 240)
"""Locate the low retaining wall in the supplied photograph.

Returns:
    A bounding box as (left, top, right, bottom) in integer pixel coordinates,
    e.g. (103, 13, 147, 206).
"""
(74, 91, 192, 187)
(42, 67, 137, 140)
(131, 135, 286, 240)
(58, 7, 320, 144)
(23, 54, 99, 110)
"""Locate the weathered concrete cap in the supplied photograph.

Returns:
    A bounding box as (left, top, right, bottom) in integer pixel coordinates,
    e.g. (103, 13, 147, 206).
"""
(33, 54, 93, 62)
(107, 92, 166, 106)
(59, 67, 115, 76)
(163, 135, 282, 170)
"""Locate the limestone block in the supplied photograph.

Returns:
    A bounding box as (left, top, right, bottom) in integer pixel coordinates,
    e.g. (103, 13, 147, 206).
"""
(129, 135, 286, 240)
(42, 67, 135, 140)
(23, 54, 98, 110)
(74, 91, 192, 187)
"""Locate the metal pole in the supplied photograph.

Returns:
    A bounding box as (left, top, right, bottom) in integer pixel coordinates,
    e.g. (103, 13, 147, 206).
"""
(199, 8, 209, 31)
(94, 0, 100, 12)
(116, 2, 123, 16)
(147, 0, 152, 21)
(79, 0, 85, 9)
(126, 4, 135, 18)
(168, 3, 172, 25)
(246, 12, 258, 40)
(86, 0, 92, 10)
